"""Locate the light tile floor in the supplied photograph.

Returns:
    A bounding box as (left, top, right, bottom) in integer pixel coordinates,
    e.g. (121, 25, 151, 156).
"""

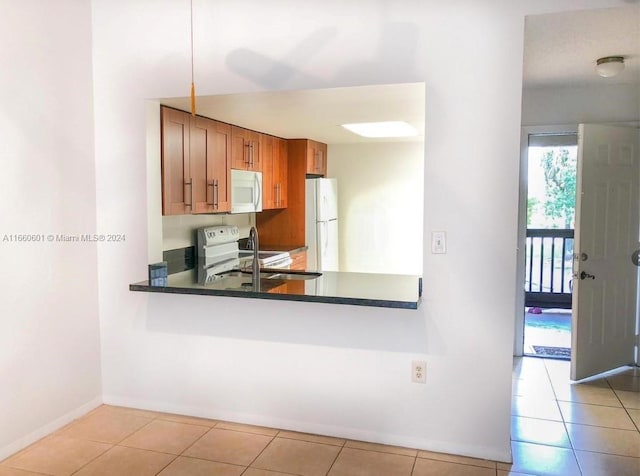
(1, 357, 638, 475)
(505, 357, 640, 476)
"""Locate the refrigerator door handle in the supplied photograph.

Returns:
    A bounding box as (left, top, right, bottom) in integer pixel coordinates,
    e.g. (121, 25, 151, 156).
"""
(322, 222, 328, 255)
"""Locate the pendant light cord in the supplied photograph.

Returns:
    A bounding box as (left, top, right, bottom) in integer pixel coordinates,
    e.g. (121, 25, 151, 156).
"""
(190, 0, 196, 116)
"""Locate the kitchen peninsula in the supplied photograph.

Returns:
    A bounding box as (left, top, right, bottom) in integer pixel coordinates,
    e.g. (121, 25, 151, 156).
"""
(146, 92, 425, 310)
(130, 269, 422, 309)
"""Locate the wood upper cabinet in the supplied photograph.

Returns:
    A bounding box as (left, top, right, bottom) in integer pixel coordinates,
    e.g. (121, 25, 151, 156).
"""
(261, 134, 275, 209)
(231, 125, 261, 172)
(161, 107, 191, 215)
(191, 117, 231, 213)
(274, 137, 288, 208)
(306, 139, 327, 176)
(161, 106, 231, 215)
(261, 134, 288, 210)
(256, 139, 308, 247)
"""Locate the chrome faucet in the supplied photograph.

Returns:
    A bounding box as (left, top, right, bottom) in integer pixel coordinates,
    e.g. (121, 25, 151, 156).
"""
(248, 226, 260, 290)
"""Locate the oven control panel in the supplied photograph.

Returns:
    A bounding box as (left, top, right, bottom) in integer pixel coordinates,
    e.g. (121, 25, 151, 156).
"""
(198, 225, 240, 247)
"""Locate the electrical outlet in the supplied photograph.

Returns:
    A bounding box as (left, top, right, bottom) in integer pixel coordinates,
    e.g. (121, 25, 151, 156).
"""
(412, 360, 426, 383)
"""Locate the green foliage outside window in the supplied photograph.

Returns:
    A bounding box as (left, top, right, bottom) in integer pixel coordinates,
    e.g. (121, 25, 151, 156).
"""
(540, 148, 576, 228)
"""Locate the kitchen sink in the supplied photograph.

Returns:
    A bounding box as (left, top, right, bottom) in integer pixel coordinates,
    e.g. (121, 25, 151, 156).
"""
(261, 270, 322, 281)
(217, 269, 322, 281)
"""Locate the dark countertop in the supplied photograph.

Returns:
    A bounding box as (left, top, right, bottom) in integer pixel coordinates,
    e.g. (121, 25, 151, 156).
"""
(130, 268, 422, 310)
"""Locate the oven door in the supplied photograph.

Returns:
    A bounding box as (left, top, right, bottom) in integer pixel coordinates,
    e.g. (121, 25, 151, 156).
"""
(231, 170, 262, 213)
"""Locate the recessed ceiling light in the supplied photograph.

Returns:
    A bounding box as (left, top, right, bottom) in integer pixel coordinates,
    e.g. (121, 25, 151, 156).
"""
(341, 121, 418, 138)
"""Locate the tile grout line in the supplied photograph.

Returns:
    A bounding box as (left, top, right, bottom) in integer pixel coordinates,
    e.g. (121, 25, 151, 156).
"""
(323, 444, 345, 476)
(610, 384, 640, 434)
(241, 432, 277, 472)
(67, 443, 114, 476)
(346, 442, 417, 457)
(542, 357, 574, 453)
(275, 434, 345, 446)
(152, 451, 179, 476)
(171, 453, 248, 471)
(605, 373, 640, 434)
(416, 454, 498, 471)
(542, 357, 583, 476)
(320, 433, 348, 475)
(409, 455, 418, 476)
(174, 421, 221, 462)
(0, 465, 52, 476)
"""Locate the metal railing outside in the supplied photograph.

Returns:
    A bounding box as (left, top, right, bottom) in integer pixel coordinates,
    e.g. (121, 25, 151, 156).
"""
(525, 228, 574, 309)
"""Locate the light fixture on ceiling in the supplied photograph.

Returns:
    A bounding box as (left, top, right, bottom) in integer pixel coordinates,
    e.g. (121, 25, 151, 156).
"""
(341, 121, 418, 138)
(595, 56, 625, 78)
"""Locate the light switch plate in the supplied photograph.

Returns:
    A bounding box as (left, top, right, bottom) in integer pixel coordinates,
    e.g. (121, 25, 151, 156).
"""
(431, 231, 446, 254)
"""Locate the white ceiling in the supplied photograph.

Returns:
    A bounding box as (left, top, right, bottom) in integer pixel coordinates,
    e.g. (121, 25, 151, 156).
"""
(523, 6, 640, 88)
(161, 83, 425, 145)
(161, 6, 639, 144)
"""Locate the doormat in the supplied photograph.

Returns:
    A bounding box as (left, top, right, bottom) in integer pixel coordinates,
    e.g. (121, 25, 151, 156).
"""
(533, 346, 571, 358)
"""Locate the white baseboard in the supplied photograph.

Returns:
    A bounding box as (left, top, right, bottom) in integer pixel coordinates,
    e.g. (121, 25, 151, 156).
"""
(103, 394, 511, 463)
(0, 396, 102, 461)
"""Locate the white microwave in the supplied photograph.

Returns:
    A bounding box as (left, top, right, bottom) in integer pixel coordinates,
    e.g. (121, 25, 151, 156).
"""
(231, 169, 263, 214)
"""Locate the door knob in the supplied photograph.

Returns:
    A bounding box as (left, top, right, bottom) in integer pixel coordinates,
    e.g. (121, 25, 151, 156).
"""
(580, 271, 595, 280)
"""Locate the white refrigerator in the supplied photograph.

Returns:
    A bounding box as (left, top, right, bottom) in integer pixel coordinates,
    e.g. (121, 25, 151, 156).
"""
(305, 178, 339, 271)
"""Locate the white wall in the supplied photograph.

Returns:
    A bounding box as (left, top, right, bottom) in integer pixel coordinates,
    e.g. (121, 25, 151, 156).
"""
(0, 0, 102, 459)
(522, 83, 640, 126)
(90, 0, 629, 462)
(328, 142, 424, 275)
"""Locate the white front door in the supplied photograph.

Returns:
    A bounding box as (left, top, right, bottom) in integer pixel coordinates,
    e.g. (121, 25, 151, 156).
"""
(571, 124, 640, 381)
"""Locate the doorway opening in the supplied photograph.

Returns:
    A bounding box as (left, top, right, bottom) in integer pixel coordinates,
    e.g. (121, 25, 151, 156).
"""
(524, 133, 577, 359)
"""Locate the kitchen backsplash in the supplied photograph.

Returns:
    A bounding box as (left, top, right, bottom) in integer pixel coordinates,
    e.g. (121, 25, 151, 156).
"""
(162, 213, 253, 251)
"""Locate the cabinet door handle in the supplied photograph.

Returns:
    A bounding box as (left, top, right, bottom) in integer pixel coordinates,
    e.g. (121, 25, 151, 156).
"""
(207, 180, 214, 206)
(245, 143, 251, 165)
(184, 179, 193, 208)
(214, 179, 219, 208)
